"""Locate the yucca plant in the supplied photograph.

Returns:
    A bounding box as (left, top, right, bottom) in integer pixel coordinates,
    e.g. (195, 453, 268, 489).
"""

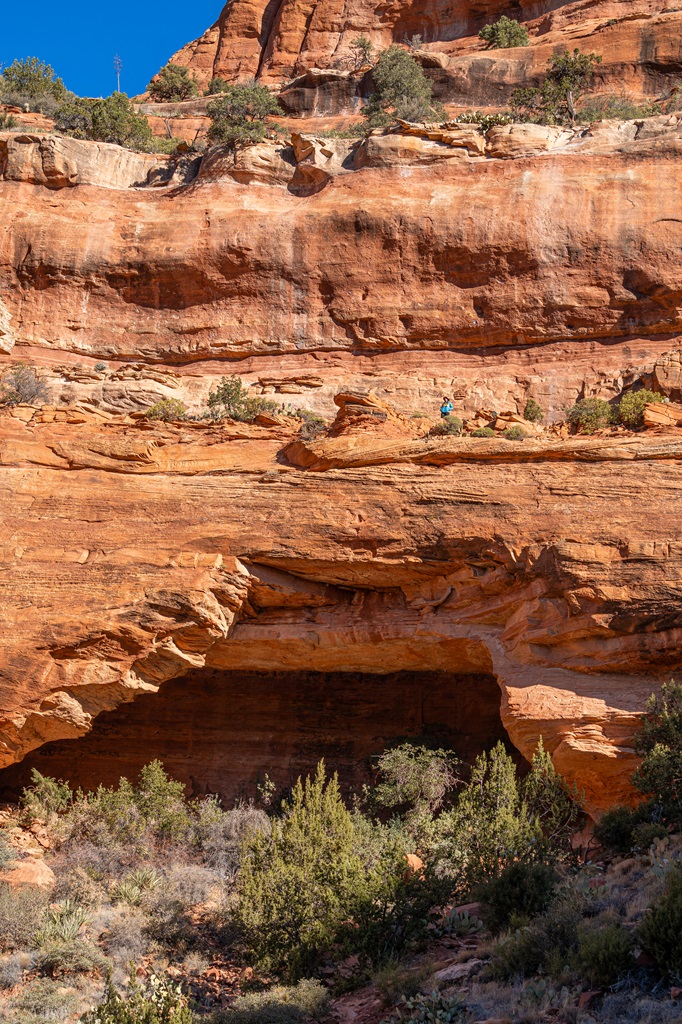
(34, 900, 89, 946)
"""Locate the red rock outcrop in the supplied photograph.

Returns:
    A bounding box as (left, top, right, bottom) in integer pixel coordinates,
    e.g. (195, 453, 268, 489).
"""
(2, 98, 682, 817)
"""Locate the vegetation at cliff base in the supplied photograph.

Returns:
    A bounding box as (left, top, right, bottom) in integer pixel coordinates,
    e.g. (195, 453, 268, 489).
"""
(479, 16, 530, 49)
(54, 92, 153, 149)
(512, 48, 603, 125)
(363, 46, 444, 128)
(0, 57, 69, 112)
(148, 63, 199, 103)
(207, 82, 281, 149)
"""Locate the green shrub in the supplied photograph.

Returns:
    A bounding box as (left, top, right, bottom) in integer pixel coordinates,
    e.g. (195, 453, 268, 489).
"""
(391, 991, 465, 1023)
(632, 821, 667, 850)
(349, 36, 374, 71)
(470, 426, 495, 437)
(0, 884, 48, 951)
(489, 900, 581, 980)
(206, 77, 230, 95)
(1, 58, 67, 101)
(455, 111, 514, 132)
(480, 862, 558, 933)
(522, 738, 583, 858)
(81, 972, 192, 1024)
(639, 866, 682, 978)
(111, 867, 162, 906)
(373, 960, 435, 1004)
(429, 415, 463, 436)
(633, 682, 682, 820)
(0, 112, 18, 129)
(512, 49, 602, 126)
(145, 399, 187, 422)
(580, 94, 661, 122)
(9, 979, 78, 1024)
(237, 762, 365, 980)
(363, 46, 443, 128)
(21, 768, 71, 821)
(148, 64, 199, 102)
(215, 980, 328, 1024)
(55, 93, 153, 150)
(567, 397, 615, 434)
(501, 426, 527, 440)
(207, 375, 270, 422)
(372, 742, 459, 831)
(34, 900, 89, 945)
(34, 938, 109, 977)
(479, 16, 530, 49)
(570, 923, 634, 987)
(207, 82, 280, 149)
(0, 365, 49, 407)
(523, 398, 544, 423)
(593, 802, 652, 853)
(94, 362, 107, 373)
(617, 388, 664, 428)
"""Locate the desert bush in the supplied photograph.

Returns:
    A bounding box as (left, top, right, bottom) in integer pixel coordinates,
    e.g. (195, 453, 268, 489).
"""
(0, 113, 18, 129)
(471, 426, 495, 437)
(570, 922, 634, 987)
(523, 398, 544, 423)
(479, 16, 529, 48)
(81, 972, 192, 1024)
(111, 866, 162, 906)
(0, 833, 13, 872)
(363, 46, 443, 128)
(489, 899, 581, 980)
(236, 762, 364, 979)
(21, 769, 71, 821)
(501, 426, 527, 440)
(206, 77, 230, 94)
(567, 396, 616, 434)
(455, 111, 514, 131)
(429, 415, 463, 436)
(0, 58, 67, 101)
(0, 365, 49, 407)
(194, 799, 270, 878)
(512, 49, 602, 126)
(0, 884, 48, 951)
(207, 375, 269, 422)
(207, 82, 280, 149)
(34, 899, 89, 945)
(593, 803, 649, 853)
(148, 63, 199, 102)
(480, 862, 558, 933)
(372, 742, 459, 841)
(390, 991, 465, 1023)
(145, 399, 187, 422)
(53, 868, 103, 909)
(373, 959, 435, 1004)
(618, 388, 664, 428)
(0, 954, 22, 989)
(580, 94, 661, 122)
(296, 409, 327, 441)
(99, 906, 148, 964)
(34, 938, 109, 977)
(349, 35, 374, 71)
(522, 738, 583, 857)
(633, 682, 682, 821)
(639, 866, 682, 979)
(632, 821, 668, 850)
(215, 979, 328, 1024)
(6, 978, 79, 1024)
(55, 93, 153, 150)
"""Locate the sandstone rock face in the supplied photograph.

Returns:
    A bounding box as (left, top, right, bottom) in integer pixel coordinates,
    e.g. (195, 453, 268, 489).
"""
(166, 0, 682, 109)
(2, 110, 682, 819)
(1, 410, 682, 816)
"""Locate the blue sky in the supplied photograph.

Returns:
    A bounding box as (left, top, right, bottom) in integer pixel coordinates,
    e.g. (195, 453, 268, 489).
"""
(2, 1, 221, 98)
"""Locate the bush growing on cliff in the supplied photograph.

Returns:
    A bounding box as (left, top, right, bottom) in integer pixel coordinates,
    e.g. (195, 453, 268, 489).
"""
(206, 375, 273, 421)
(479, 16, 530, 49)
(349, 36, 374, 71)
(145, 398, 188, 422)
(455, 110, 514, 132)
(633, 682, 682, 821)
(523, 398, 544, 423)
(512, 48, 602, 125)
(147, 63, 199, 103)
(0, 364, 49, 407)
(429, 415, 463, 436)
(501, 426, 527, 440)
(207, 82, 280, 149)
(567, 396, 616, 434)
(617, 387, 664, 428)
(363, 46, 443, 128)
(55, 93, 153, 150)
(471, 426, 495, 437)
(0, 57, 67, 105)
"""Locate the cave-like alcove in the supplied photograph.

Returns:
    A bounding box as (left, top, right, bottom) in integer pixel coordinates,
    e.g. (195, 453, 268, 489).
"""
(0, 669, 520, 801)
